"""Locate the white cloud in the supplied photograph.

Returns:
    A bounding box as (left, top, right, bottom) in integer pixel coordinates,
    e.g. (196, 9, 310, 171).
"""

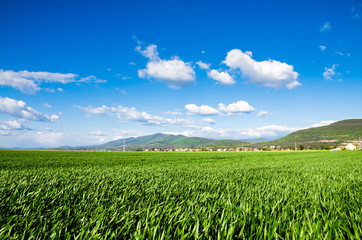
(75, 105, 109, 115)
(323, 64, 338, 81)
(43, 103, 52, 109)
(258, 110, 269, 118)
(0, 119, 29, 130)
(223, 49, 300, 89)
(50, 115, 60, 122)
(320, 22, 331, 32)
(199, 118, 215, 125)
(57, 88, 64, 92)
(185, 104, 220, 116)
(0, 69, 105, 94)
(207, 69, 236, 85)
(196, 61, 211, 69)
(137, 44, 195, 89)
(218, 100, 254, 115)
(335, 51, 344, 56)
(135, 44, 159, 61)
(186, 100, 254, 116)
(76, 104, 193, 127)
(0, 97, 59, 122)
(319, 46, 326, 51)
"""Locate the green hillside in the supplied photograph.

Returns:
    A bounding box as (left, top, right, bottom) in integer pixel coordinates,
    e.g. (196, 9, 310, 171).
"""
(102, 133, 185, 148)
(251, 119, 362, 148)
(60, 133, 248, 150)
(57, 119, 361, 150)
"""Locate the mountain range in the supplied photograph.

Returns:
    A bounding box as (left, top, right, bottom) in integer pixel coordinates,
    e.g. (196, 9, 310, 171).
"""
(58, 119, 361, 150)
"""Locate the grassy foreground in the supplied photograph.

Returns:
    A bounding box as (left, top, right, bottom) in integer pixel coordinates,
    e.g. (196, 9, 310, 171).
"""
(0, 150, 361, 239)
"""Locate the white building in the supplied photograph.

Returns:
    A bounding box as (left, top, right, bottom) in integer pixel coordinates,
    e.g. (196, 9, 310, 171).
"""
(345, 143, 356, 151)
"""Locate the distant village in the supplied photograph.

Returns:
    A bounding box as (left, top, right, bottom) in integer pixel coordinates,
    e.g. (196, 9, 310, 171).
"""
(84, 140, 362, 152)
(143, 142, 359, 152)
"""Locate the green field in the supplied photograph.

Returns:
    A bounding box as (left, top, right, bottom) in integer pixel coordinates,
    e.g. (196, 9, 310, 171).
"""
(0, 150, 361, 239)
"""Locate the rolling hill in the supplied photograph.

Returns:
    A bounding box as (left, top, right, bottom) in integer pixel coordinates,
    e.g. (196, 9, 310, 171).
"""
(59, 133, 249, 150)
(250, 119, 362, 148)
(57, 119, 361, 150)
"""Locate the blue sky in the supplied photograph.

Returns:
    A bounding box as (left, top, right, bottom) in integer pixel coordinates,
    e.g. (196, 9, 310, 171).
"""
(0, 0, 361, 147)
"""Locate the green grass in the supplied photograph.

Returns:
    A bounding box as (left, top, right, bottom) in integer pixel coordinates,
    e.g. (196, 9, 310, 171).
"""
(0, 150, 361, 239)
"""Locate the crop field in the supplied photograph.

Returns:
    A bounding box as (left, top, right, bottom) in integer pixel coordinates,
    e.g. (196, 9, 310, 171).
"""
(0, 150, 361, 239)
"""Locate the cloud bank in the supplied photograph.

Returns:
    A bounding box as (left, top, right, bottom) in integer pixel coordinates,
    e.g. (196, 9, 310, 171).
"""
(0, 69, 105, 94)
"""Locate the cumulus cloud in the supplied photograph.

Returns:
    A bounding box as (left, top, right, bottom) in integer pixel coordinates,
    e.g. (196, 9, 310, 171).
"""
(196, 61, 211, 69)
(185, 100, 254, 116)
(0, 97, 59, 122)
(258, 110, 269, 118)
(319, 46, 326, 51)
(320, 22, 331, 32)
(0, 69, 106, 94)
(137, 44, 195, 89)
(207, 69, 236, 85)
(218, 100, 254, 115)
(185, 104, 220, 116)
(323, 64, 339, 81)
(0, 119, 30, 130)
(223, 49, 300, 89)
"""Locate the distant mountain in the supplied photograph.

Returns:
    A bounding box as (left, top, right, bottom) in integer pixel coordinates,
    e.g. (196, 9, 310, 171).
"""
(250, 119, 362, 148)
(56, 119, 361, 150)
(58, 133, 248, 150)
